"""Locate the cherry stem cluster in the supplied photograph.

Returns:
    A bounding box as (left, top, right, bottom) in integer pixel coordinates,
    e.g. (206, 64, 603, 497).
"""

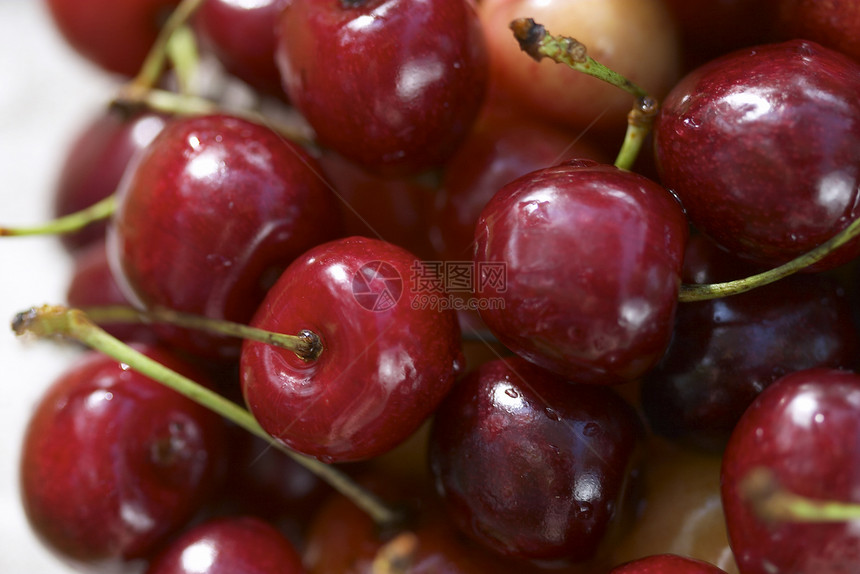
(741, 467, 860, 523)
(11, 305, 401, 528)
(509, 18, 655, 171)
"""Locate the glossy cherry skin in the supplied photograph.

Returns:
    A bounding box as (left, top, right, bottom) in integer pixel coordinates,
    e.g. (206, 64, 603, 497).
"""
(276, 0, 488, 174)
(109, 114, 341, 360)
(474, 159, 689, 384)
(641, 237, 859, 451)
(609, 554, 728, 574)
(194, 0, 288, 97)
(429, 356, 645, 563)
(19, 347, 226, 571)
(655, 40, 860, 269)
(146, 516, 305, 574)
(240, 236, 464, 462)
(429, 106, 609, 262)
(67, 240, 159, 343)
(53, 107, 168, 252)
(721, 368, 860, 573)
(45, 0, 180, 76)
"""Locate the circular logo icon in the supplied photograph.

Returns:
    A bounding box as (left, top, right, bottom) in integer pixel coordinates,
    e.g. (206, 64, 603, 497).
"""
(352, 261, 404, 312)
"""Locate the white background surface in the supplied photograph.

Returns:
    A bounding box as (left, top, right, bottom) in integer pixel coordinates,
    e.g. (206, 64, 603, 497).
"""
(0, 2, 117, 572)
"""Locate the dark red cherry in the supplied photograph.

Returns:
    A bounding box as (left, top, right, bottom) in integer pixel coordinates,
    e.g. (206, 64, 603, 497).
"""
(146, 516, 305, 574)
(53, 107, 168, 252)
(662, 0, 776, 70)
(275, 0, 488, 174)
(474, 159, 689, 384)
(609, 554, 728, 574)
(429, 356, 644, 563)
(19, 346, 226, 571)
(109, 114, 341, 360)
(44, 0, 180, 76)
(67, 240, 159, 343)
(194, 0, 288, 97)
(641, 236, 859, 451)
(771, 0, 860, 62)
(721, 368, 860, 573)
(304, 473, 563, 573)
(429, 106, 609, 262)
(240, 236, 463, 462)
(655, 40, 860, 269)
(317, 150, 436, 260)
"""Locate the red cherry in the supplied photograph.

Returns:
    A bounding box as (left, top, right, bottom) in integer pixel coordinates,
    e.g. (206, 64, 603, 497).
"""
(109, 114, 342, 360)
(641, 236, 859, 451)
(44, 0, 180, 76)
(240, 236, 464, 462)
(474, 159, 688, 384)
(721, 368, 860, 573)
(66, 240, 159, 343)
(609, 554, 727, 574)
(430, 106, 609, 262)
(19, 346, 227, 571)
(52, 107, 168, 253)
(304, 473, 559, 573)
(145, 516, 305, 574)
(275, 0, 488, 174)
(429, 356, 644, 563)
(772, 0, 860, 62)
(655, 40, 860, 269)
(194, 0, 289, 97)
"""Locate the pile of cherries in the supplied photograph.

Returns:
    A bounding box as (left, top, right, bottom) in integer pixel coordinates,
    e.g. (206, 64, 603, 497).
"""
(12, 0, 860, 572)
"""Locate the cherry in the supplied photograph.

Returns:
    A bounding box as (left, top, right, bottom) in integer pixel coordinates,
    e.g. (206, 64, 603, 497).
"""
(194, 0, 288, 97)
(145, 516, 305, 574)
(19, 346, 226, 571)
(478, 0, 681, 135)
(474, 159, 688, 384)
(721, 368, 860, 573)
(771, 0, 860, 62)
(52, 106, 168, 252)
(108, 113, 341, 360)
(609, 554, 728, 574)
(304, 472, 561, 573)
(429, 104, 609, 262)
(428, 356, 644, 564)
(275, 0, 488, 174)
(240, 236, 464, 462)
(641, 236, 859, 451)
(66, 240, 159, 343)
(654, 40, 860, 270)
(44, 0, 180, 76)
(317, 150, 436, 261)
(661, 0, 776, 70)
(209, 428, 332, 544)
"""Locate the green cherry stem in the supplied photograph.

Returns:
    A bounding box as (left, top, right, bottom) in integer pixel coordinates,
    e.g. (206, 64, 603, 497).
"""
(679, 214, 860, 302)
(11, 304, 402, 529)
(741, 467, 860, 523)
(0, 195, 116, 237)
(82, 304, 323, 361)
(129, 0, 207, 92)
(508, 18, 656, 170)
